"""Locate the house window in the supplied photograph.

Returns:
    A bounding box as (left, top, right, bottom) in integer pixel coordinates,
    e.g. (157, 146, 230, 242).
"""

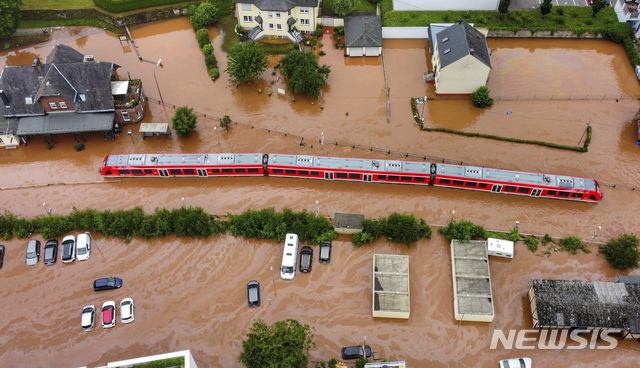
(288, 10, 292, 16)
(59, 102, 68, 109)
(241, 3, 252, 10)
(122, 111, 130, 121)
(444, 48, 451, 55)
(243, 15, 254, 22)
(442, 36, 449, 43)
(136, 111, 141, 119)
(277, 24, 282, 30)
(268, 23, 275, 30)
(276, 12, 281, 19)
(49, 102, 58, 110)
(300, 18, 310, 25)
(299, 7, 310, 13)
(268, 11, 273, 18)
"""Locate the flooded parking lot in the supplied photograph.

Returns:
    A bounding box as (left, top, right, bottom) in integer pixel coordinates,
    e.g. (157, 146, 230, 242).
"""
(1, 18, 640, 367)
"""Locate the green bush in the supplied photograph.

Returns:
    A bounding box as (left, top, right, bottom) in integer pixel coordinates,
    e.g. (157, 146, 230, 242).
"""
(438, 220, 487, 241)
(525, 236, 539, 252)
(559, 235, 590, 254)
(202, 43, 214, 56)
(197, 28, 210, 49)
(209, 67, 220, 79)
(205, 53, 218, 69)
(599, 233, 640, 270)
(555, 7, 565, 16)
(190, 1, 219, 30)
(145, 357, 185, 368)
(355, 358, 369, 368)
(220, 115, 231, 130)
(172, 106, 198, 137)
(318, 50, 326, 56)
(471, 86, 494, 108)
(334, 26, 345, 35)
(315, 26, 323, 37)
(74, 143, 85, 151)
(35, 215, 71, 239)
(498, 0, 510, 13)
(542, 234, 554, 245)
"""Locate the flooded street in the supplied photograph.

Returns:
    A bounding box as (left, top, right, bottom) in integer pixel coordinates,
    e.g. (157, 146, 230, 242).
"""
(1, 18, 640, 367)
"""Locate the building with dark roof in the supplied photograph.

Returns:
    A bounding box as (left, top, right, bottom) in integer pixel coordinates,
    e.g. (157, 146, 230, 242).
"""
(430, 20, 492, 95)
(344, 15, 383, 57)
(529, 279, 640, 340)
(0, 44, 146, 143)
(233, 0, 319, 43)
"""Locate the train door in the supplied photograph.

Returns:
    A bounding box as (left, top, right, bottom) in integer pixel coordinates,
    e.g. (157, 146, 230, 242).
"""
(158, 169, 169, 177)
(491, 184, 502, 193)
(324, 172, 334, 180)
(363, 174, 372, 182)
(531, 189, 542, 197)
(197, 169, 208, 177)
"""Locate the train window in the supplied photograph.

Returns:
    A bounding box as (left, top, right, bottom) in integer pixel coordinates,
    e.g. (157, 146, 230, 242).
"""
(104, 170, 112, 175)
(452, 180, 464, 186)
(144, 169, 153, 175)
(118, 169, 130, 175)
(311, 171, 320, 176)
(248, 168, 259, 173)
(546, 190, 557, 196)
(590, 195, 597, 200)
(131, 169, 143, 175)
(517, 187, 530, 194)
(211, 169, 221, 174)
(222, 169, 233, 174)
(388, 175, 399, 181)
(503, 186, 517, 192)
(464, 182, 477, 188)
(272, 169, 283, 174)
(377, 175, 386, 181)
(183, 169, 195, 175)
(478, 183, 488, 188)
(285, 169, 296, 175)
(299, 170, 309, 176)
(336, 172, 348, 179)
(235, 168, 247, 174)
(170, 169, 182, 175)
(558, 191, 570, 197)
(414, 177, 425, 182)
(439, 179, 451, 185)
(571, 192, 583, 199)
(350, 173, 361, 180)
(401, 176, 412, 182)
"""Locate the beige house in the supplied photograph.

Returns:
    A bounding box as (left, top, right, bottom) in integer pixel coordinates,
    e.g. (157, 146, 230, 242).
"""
(431, 20, 492, 95)
(233, 0, 320, 43)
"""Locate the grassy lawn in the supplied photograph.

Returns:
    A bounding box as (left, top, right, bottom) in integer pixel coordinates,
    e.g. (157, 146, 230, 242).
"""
(220, 15, 240, 53)
(21, 0, 96, 10)
(322, 0, 377, 17)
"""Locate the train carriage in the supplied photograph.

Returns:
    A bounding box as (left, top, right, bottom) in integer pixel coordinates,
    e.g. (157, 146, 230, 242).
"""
(101, 153, 267, 178)
(267, 154, 432, 184)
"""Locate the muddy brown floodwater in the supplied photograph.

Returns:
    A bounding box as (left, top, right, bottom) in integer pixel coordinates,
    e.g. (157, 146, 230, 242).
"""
(1, 18, 640, 367)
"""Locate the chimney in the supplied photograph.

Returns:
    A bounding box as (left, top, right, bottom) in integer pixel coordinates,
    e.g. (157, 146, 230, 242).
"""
(0, 90, 9, 106)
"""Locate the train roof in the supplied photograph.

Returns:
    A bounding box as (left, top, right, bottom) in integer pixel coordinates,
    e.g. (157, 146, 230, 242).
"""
(268, 154, 431, 175)
(104, 153, 263, 167)
(437, 163, 598, 191)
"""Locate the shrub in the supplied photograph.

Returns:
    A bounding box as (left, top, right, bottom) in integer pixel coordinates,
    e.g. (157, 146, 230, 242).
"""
(46, 143, 53, 150)
(383, 213, 431, 247)
(555, 6, 565, 16)
(525, 236, 539, 252)
(197, 28, 210, 49)
(318, 50, 326, 56)
(220, 115, 232, 131)
(599, 233, 640, 270)
(315, 27, 323, 37)
(35, 215, 71, 239)
(209, 67, 220, 79)
(171, 106, 198, 137)
(328, 358, 338, 368)
(355, 358, 369, 368)
(542, 234, 554, 245)
(439, 220, 487, 241)
(190, 1, 219, 30)
(471, 86, 494, 108)
(205, 53, 218, 69)
(498, 0, 510, 13)
(559, 236, 590, 254)
(202, 44, 214, 57)
(146, 357, 185, 368)
(335, 26, 345, 35)
(74, 143, 84, 151)
(540, 0, 553, 15)
(592, 0, 606, 16)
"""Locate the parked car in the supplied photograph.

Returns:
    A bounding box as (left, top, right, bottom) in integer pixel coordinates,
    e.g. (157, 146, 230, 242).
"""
(0, 245, 4, 269)
(102, 301, 116, 328)
(43, 240, 58, 265)
(25, 240, 41, 266)
(93, 277, 123, 291)
(299, 246, 313, 273)
(61, 235, 76, 263)
(120, 298, 135, 323)
(319, 240, 332, 264)
(247, 280, 260, 307)
(341, 345, 372, 360)
(81, 305, 95, 331)
(499, 358, 532, 368)
(76, 233, 91, 261)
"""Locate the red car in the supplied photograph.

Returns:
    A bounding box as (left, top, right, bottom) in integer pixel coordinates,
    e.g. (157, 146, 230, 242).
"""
(102, 301, 116, 328)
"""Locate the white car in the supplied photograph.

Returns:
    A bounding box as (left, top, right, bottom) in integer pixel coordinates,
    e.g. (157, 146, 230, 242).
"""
(61, 235, 76, 263)
(76, 233, 91, 261)
(499, 358, 532, 368)
(81, 305, 95, 331)
(102, 301, 116, 329)
(120, 298, 135, 324)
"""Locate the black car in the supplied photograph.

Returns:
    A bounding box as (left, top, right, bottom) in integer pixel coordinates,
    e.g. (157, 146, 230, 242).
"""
(341, 345, 372, 360)
(93, 277, 123, 291)
(43, 240, 58, 265)
(247, 280, 260, 307)
(299, 246, 313, 273)
(0, 245, 4, 269)
(319, 240, 332, 264)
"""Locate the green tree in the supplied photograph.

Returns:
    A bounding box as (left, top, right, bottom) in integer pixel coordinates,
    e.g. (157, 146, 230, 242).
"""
(225, 41, 269, 83)
(280, 51, 331, 98)
(0, 0, 23, 39)
(332, 0, 356, 17)
(600, 233, 640, 270)
(238, 319, 314, 368)
(196, 28, 210, 48)
(220, 115, 232, 131)
(383, 213, 431, 247)
(592, 0, 606, 16)
(471, 86, 494, 108)
(540, 0, 552, 15)
(171, 106, 198, 137)
(498, 0, 510, 13)
(190, 1, 219, 30)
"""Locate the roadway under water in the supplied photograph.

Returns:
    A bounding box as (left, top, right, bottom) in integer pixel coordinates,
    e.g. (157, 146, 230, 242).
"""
(1, 18, 640, 367)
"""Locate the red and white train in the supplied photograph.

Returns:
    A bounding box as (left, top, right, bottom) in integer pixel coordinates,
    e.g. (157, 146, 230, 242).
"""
(101, 153, 602, 203)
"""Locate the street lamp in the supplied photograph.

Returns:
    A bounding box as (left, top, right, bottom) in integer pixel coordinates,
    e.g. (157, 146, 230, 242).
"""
(592, 226, 601, 244)
(181, 197, 185, 207)
(42, 202, 52, 216)
(316, 200, 319, 217)
(214, 126, 220, 145)
(154, 59, 164, 104)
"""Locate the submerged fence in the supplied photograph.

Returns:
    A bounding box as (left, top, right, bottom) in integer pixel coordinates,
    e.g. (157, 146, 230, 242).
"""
(432, 93, 637, 102)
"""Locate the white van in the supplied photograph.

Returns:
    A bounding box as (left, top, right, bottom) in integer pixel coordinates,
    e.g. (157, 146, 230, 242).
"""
(280, 233, 299, 280)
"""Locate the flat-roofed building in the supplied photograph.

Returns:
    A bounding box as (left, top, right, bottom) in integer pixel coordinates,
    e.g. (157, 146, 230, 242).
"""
(372, 254, 410, 319)
(451, 240, 494, 322)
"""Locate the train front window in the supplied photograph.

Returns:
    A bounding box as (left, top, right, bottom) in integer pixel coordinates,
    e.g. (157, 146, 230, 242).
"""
(571, 192, 583, 199)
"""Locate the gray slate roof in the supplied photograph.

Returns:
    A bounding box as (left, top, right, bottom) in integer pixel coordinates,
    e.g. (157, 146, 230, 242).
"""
(45, 43, 85, 64)
(0, 66, 45, 117)
(232, 0, 318, 11)
(436, 20, 491, 69)
(344, 15, 383, 48)
(40, 62, 115, 112)
(16, 112, 114, 135)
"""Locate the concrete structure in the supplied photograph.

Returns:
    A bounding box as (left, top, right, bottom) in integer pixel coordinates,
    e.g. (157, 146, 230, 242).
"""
(334, 213, 364, 235)
(392, 0, 499, 11)
(431, 20, 492, 95)
(90, 349, 198, 368)
(372, 254, 410, 319)
(529, 279, 640, 340)
(450, 240, 494, 322)
(365, 362, 407, 368)
(345, 15, 383, 57)
(381, 27, 429, 39)
(614, 0, 640, 24)
(487, 238, 514, 258)
(233, 0, 320, 43)
(140, 122, 171, 139)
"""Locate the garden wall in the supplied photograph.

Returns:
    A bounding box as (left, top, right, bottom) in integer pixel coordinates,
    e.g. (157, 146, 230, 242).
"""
(20, 6, 191, 27)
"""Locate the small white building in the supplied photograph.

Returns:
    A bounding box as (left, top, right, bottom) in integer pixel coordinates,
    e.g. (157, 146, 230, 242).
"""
(393, 0, 499, 11)
(487, 238, 514, 258)
(345, 15, 383, 57)
(431, 20, 492, 95)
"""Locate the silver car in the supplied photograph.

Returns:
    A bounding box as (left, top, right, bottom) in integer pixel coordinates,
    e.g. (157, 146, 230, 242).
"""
(26, 240, 41, 266)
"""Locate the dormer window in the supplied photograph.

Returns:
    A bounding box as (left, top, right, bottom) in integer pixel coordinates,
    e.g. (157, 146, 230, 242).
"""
(49, 102, 58, 110)
(59, 101, 67, 109)
(25, 97, 33, 105)
(444, 48, 451, 55)
(79, 94, 86, 101)
(442, 36, 449, 43)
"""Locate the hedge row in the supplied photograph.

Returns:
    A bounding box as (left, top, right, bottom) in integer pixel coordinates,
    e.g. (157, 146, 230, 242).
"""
(351, 213, 432, 248)
(93, 0, 190, 13)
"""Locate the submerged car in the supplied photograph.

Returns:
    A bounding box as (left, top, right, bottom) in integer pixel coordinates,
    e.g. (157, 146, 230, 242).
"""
(247, 280, 260, 307)
(61, 235, 76, 263)
(341, 345, 372, 360)
(26, 240, 41, 266)
(43, 240, 58, 265)
(499, 358, 532, 368)
(81, 305, 95, 331)
(76, 233, 91, 261)
(299, 246, 313, 273)
(120, 298, 135, 324)
(93, 277, 123, 291)
(102, 301, 116, 328)
(0, 245, 4, 269)
(319, 240, 332, 264)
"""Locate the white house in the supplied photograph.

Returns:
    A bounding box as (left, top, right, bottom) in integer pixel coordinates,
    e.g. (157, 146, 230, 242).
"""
(392, 0, 499, 11)
(431, 20, 492, 95)
(233, 0, 320, 43)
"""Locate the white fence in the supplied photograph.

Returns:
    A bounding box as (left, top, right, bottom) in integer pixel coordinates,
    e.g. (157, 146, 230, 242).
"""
(319, 17, 344, 27)
(382, 27, 429, 39)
